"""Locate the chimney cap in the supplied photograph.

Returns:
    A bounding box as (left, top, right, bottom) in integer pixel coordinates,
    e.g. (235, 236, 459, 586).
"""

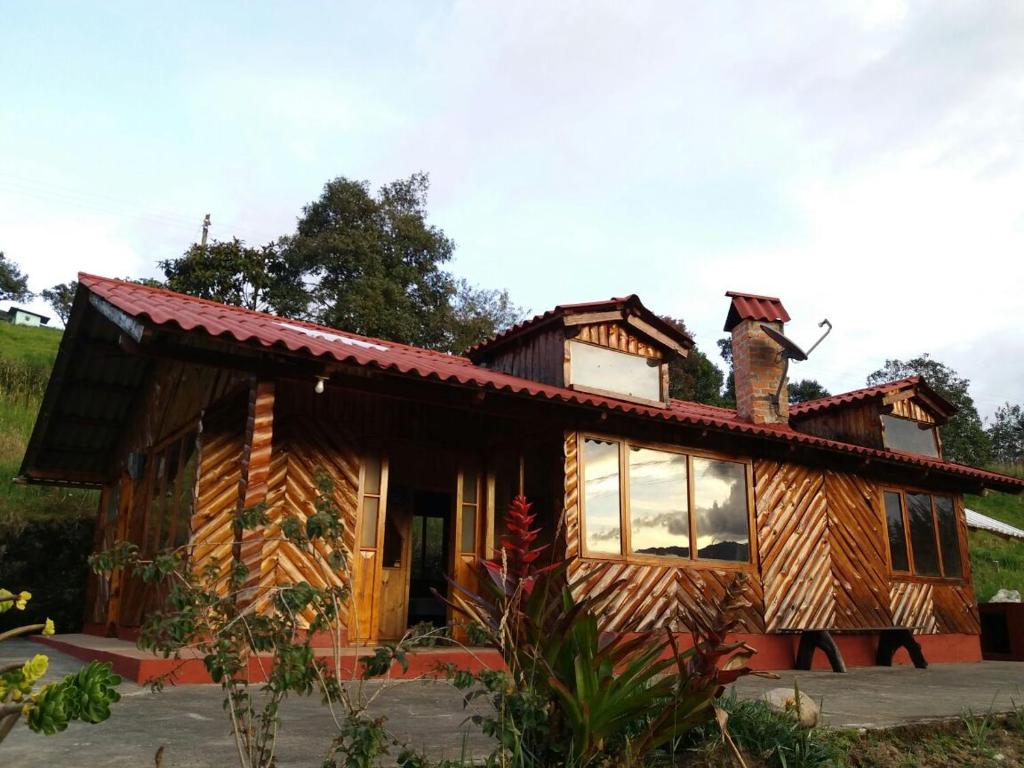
(723, 291, 791, 332)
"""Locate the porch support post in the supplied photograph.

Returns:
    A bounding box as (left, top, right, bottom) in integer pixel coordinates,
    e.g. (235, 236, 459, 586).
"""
(234, 379, 276, 605)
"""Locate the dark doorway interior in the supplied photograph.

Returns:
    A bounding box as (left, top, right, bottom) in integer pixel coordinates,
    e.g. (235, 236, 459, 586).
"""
(407, 490, 451, 628)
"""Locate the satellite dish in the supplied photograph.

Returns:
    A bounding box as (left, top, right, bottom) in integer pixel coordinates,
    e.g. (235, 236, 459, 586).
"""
(760, 325, 808, 362)
(759, 319, 833, 414)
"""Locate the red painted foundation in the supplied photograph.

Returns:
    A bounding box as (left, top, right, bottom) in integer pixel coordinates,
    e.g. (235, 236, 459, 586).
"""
(37, 630, 982, 686)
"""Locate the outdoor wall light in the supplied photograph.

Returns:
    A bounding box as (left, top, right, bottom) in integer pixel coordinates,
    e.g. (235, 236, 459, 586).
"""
(314, 376, 327, 394)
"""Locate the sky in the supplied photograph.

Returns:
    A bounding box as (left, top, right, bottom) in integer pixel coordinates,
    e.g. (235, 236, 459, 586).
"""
(1, 1, 1022, 419)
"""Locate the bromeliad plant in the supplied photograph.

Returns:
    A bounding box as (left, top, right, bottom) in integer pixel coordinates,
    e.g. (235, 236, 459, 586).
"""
(0, 588, 121, 746)
(443, 496, 759, 767)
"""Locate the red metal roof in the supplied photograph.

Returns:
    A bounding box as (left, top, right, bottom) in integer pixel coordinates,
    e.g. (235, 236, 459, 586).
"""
(723, 290, 791, 332)
(789, 375, 956, 422)
(465, 294, 693, 359)
(78, 274, 1024, 493)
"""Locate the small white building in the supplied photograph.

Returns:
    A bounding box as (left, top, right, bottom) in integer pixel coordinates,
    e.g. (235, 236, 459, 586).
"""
(4, 307, 50, 327)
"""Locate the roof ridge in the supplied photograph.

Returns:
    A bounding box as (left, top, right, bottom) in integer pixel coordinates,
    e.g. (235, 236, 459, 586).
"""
(789, 375, 927, 416)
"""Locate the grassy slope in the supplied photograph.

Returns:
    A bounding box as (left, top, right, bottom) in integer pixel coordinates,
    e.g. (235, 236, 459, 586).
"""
(966, 467, 1024, 601)
(0, 323, 95, 529)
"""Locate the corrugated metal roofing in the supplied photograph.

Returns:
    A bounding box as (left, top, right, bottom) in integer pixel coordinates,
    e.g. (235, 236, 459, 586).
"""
(465, 294, 693, 359)
(788, 375, 958, 420)
(965, 508, 1024, 540)
(75, 274, 1024, 493)
(723, 291, 791, 331)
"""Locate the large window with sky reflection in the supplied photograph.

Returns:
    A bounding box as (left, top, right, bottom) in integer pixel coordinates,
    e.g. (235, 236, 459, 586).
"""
(581, 436, 750, 564)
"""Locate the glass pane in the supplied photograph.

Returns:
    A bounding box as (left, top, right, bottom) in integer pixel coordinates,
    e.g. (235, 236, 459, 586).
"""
(360, 497, 380, 548)
(175, 438, 198, 547)
(882, 416, 939, 457)
(425, 516, 445, 574)
(907, 493, 940, 576)
(569, 340, 661, 401)
(462, 468, 478, 504)
(934, 496, 962, 578)
(494, 453, 521, 547)
(583, 438, 622, 555)
(363, 455, 382, 495)
(884, 491, 910, 571)
(692, 458, 749, 562)
(628, 447, 689, 558)
(462, 504, 477, 552)
(382, 514, 403, 568)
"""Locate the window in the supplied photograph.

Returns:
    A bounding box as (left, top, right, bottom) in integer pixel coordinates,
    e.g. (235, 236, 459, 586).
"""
(881, 415, 939, 458)
(568, 340, 662, 402)
(581, 436, 751, 564)
(360, 455, 384, 548)
(883, 489, 963, 579)
(142, 431, 197, 554)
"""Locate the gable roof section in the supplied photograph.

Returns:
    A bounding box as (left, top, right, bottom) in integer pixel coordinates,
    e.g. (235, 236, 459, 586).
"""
(790, 375, 957, 424)
(723, 291, 791, 332)
(466, 294, 693, 360)
(21, 274, 1024, 494)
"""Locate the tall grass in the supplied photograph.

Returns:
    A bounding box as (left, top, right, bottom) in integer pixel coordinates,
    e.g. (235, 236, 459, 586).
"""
(0, 337, 96, 530)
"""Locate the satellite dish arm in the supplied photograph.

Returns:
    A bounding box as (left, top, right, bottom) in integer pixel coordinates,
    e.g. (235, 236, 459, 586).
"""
(805, 319, 832, 357)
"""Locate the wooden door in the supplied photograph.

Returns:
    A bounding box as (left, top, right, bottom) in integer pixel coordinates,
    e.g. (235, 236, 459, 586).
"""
(377, 498, 412, 641)
(352, 454, 389, 643)
(451, 460, 482, 641)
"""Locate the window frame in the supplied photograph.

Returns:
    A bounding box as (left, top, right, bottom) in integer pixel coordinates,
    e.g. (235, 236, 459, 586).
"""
(879, 485, 965, 583)
(880, 414, 942, 458)
(566, 339, 668, 406)
(577, 433, 756, 571)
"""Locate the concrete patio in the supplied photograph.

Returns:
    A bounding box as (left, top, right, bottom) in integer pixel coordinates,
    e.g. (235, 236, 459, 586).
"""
(3, 638, 1023, 767)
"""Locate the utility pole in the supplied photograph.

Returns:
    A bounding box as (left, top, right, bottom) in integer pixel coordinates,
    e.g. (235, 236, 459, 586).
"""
(201, 213, 211, 246)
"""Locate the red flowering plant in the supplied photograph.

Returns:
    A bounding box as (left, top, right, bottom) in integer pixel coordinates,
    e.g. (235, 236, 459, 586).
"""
(438, 496, 761, 767)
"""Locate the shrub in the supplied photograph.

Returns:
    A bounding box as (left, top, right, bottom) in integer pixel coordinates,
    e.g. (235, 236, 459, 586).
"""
(441, 496, 759, 767)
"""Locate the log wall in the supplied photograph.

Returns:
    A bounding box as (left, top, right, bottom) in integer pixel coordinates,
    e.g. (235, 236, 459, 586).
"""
(91, 360, 246, 630)
(563, 431, 978, 639)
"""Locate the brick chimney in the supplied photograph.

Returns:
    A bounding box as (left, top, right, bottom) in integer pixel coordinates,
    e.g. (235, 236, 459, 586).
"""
(724, 291, 792, 424)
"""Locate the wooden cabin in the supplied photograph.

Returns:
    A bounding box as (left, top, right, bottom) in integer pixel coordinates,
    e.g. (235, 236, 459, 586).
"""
(21, 276, 1024, 668)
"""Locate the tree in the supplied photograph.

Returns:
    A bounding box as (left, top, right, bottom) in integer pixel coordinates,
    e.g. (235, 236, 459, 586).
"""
(0, 252, 31, 302)
(988, 402, 1024, 465)
(867, 355, 991, 466)
(284, 173, 457, 349)
(160, 239, 307, 316)
(447, 279, 525, 355)
(40, 281, 77, 325)
(788, 379, 830, 405)
(716, 337, 736, 407)
(661, 317, 726, 405)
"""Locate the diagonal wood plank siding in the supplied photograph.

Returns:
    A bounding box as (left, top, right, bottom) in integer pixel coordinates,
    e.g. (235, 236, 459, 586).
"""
(563, 432, 764, 633)
(256, 417, 360, 628)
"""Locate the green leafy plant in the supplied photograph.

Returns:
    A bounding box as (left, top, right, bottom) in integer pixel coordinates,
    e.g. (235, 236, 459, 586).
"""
(0, 588, 121, 746)
(688, 689, 849, 768)
(961, 702, 996, 754)
(441, 495, 759, 767)
(92, 470, 426, 768)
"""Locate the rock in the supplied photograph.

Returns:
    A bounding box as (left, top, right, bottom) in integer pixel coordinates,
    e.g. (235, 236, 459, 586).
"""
(990, 589, 1022, 603)
(764, 687, 820, 727)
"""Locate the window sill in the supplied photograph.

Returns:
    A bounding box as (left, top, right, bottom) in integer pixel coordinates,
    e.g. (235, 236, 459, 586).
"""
(579, 552, 755, 572)
(890, 573, 965, 586)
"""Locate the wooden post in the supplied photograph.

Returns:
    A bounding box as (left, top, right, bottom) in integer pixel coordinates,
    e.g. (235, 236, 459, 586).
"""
(235, 379, 275, 606)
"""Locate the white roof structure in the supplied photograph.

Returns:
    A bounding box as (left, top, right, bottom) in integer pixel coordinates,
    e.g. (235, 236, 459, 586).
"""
(965, 508, 1024, 540)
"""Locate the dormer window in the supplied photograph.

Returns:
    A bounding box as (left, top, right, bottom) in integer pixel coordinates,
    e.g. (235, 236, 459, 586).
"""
(881, 415, 940, 458)
(465, 295, 693, 405)
(566, 340, 662, 402)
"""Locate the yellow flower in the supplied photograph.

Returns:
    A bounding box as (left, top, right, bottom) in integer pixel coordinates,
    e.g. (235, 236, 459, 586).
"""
(0, 588, 13, 614)
(11, 689, 22, 701)
(15, 591, 31, 610)
(21, 654, 48, 685)
(42, 618, 55, 636)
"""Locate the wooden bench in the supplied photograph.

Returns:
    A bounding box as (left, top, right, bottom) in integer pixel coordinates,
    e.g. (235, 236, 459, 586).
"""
(781, 627, 928, 673)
